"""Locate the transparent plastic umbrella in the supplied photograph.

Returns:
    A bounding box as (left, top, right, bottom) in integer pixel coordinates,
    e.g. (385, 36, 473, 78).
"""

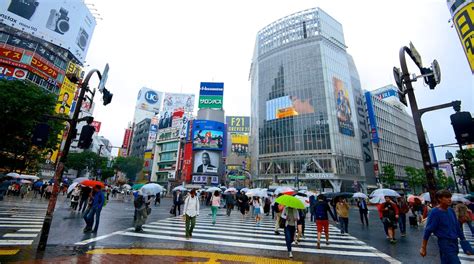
(140, 183, 163, 195)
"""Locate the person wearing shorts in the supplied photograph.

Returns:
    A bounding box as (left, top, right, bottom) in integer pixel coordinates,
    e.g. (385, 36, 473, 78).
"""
(312, 194, 337, 249)
(253, 197, 262, 226)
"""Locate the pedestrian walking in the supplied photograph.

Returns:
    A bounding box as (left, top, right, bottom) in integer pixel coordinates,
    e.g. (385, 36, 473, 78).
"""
(173, 190, 184, 216)
(357, 198, 369, 225)
(420, 190, 472, 263)
(70, 185, 81, 210)
(154, 192, 161, 206)
(295, 208, 306, 243)
(78, 186, 91, 212)
(238, 191, 249, 219)
(264, 196, 271, 216)
(210, 190, 220, 225)
(271, 194, 277, 219)
(20, 184, 28, 199)
(281, 206, 299, 258)
(253, 196, 262, 226)
(454, 202, 474, 236)
(382, 196, 399, 243)
(336, 198, 350, 235)
(225, 193, 235, 216)
(397, 195, 410, 236)
(83, 185, 105, 233)
(274, 193, 283, 235)
(313, 194, 337, 249)
(183, 189, 200, 239)
(309, 195, 317, 222)
(134, 192, 150, 232)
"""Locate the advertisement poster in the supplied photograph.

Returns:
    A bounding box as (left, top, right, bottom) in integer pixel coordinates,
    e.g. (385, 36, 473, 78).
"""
(192, 120, 224, 150)
(182, 142, 193, 182)
(230, 134, 249, 156)
(453, 2, 474, 73)
(136, 87, 163, 113)
(199, 82, 224, 109)
(226, 116, 250, 133)
(266, 93, 315, 120)
(0, 0, 97, 63)
(193, 150, 220, 175)
(159, 93, 194, 129)
(333, 77, 355, 137)
(147, 115, 159, 149)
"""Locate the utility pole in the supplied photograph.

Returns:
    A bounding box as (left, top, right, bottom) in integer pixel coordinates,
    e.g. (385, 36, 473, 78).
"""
(37, 68, 109, 251)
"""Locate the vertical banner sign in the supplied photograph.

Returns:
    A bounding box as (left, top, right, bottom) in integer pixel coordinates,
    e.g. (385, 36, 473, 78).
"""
(452, 2, 474, 73)
(199, 82, 224, 109)
(333, 77, 355, 137)
(364, 92, 380, 144)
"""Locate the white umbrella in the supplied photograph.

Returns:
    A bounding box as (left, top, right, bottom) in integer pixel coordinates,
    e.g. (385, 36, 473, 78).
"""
(141, 183, 163, 195)
(240, 188, 250, 193)
(369, 195, 386, 204)
(122, 184, 132, 190)
(67, 182, 79, 194)
(420, 192, 431, 202)
(206, 187, 222, 193)
(172, 186, 187, 192)
(73, 177, 89, 183)
(295, 195, 310, 208)
(246, 188, 267, 197)
(353, 192, 368, 199)
(20, 179, 32, 184)
(6, 172, 20, 177)
(452, 193, 470, 204)
(275, 186, 295, 195)
(224, 187, 237, 193)
(370, 188, 400, 198)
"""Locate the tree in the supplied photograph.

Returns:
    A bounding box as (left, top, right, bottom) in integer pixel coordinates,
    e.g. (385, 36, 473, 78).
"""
(453, 148, 474, 192)
(405, 166, 426, 194)
(435, 170, 448, 190)
(447, 176, 456, 192)
(113, 156, 143, 181)
(0, 80, 64, 172)
(65, 151, 104, 178)
(380, 165, 396, 188)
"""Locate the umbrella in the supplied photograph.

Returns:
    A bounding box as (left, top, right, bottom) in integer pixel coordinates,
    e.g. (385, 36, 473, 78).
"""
(122, 184, 132, 190)
(420, 192, 431, 202)
(294, 195, 310, 208)
(80, 179, 105, 188)
(407, 195, 422, 203)
(352, 192, 368, 199)
(246, 188, 267, 197)
(172, 186, 187, 192)
(369, 195, 386, 204)
(74, 177, 89, 183)
(452, 193, 470, 204)
(240, 188, 250, 193)
(140, 183, 163, 195)
(275, 186, 295, 195)
(224, 187, 237, 193)
(132, 183, 145, 190)
(206, 187, 222, 193)
(6, 172, 20, 177)
(33, 181, 44, 188)
(370, 188, 400, 198)
(323, 192, 354, 199)
(275, 194, 305, 209)
(67, 182, 79, 193)
(20, 180, 32, 184)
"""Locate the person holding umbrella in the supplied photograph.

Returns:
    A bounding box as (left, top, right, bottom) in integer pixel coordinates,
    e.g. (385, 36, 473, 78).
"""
(382, 196, 399, 244)
(275, 194, 303, 258)
(313, 194, 337, 249)
(336, 198, 350, 235)
(134, 191, 148, 232)
(83, 185, 105, 233)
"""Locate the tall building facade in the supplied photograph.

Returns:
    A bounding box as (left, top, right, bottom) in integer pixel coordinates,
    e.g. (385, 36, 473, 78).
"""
(365, 85, 423, 187)
(130, 118, 151, 158)
(250, 8, 371, 192)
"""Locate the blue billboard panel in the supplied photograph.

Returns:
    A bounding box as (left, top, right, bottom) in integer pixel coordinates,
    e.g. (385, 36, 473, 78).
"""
(192, 120, 225, 150)
(365, 92, 380, 144)
(199, 82, 224, 96)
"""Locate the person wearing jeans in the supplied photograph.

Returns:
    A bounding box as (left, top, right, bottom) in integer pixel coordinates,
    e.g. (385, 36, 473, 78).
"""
(83, 185, 104, 233)
(397, 196, 409, 236)
(336, 198, 350, 234)
(281, 206, 299, 258)
(210, 190, 220, 225)
(184, 189, 200, 239)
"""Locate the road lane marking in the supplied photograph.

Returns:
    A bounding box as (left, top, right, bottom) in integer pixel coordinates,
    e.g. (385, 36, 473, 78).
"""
(0, 224, 43, 228)
(17, 229, 41, 232)
(74, 231, 125, 245)
(0, 240, 34, 245)
(0, 249, 20, 255)
(3, 233, 38, 238)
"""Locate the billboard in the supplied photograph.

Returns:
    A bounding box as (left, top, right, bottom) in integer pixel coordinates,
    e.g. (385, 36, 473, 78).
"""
(0, 0, 96, 63)
(159, 93, 194, 129)
(230, 134, 249, 156)
(122, 128, 132, 148)
(136, 87, 163, 113)
(333, 77, 355, 137)
(91, 121, 101, 132)
(365, 92, 380, 144)
(374, 89, 398, 100)
(199, 82, 223, 109)
(193, 150, 220, 175)
(451, 1, 474, 73)
(192, 120, 224, 150)
(266, 94, 315, 121)
(147, 115, 159, 149)
(0, 63, 27, 80)
(182, 142, 193, 182)
(226, 116, 250, 133)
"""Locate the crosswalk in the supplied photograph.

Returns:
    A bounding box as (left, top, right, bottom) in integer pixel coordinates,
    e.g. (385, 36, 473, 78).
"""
(460, 227, 474, 264)
(0, 204, 46, 247)
(89, 210, 400, 263)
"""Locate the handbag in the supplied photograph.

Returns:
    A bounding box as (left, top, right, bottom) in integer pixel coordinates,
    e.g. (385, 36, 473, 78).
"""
(147, 207, 152, 215)
(279, 217, 286, 228)
(460, 240, 473, 255)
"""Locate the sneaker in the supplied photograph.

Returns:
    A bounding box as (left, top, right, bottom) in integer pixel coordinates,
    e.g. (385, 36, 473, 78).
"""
(289, 252, 293, 258)
(317, 242, 321, 249)
(274, 231, 280, 235)
(295, 240, 299, 245)
(390, 239, 397, 244)
(401, 233, 406, 237)
(326, 241, 330, 245)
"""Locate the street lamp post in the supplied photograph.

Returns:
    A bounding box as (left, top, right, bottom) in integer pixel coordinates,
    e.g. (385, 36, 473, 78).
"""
(445, 150, 460, 193)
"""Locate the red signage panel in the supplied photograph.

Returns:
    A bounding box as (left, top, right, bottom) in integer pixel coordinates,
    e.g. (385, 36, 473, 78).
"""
(122, 129, 132, 148)
(182, 142, 194, 183)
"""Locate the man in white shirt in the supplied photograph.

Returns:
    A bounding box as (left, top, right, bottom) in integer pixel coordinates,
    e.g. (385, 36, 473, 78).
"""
(183, 189, 200, 239)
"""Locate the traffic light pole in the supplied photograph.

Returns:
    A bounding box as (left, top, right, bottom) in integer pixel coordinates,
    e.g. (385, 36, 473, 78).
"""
(398, 46, 438, 204)
(37, 69, 102, 251)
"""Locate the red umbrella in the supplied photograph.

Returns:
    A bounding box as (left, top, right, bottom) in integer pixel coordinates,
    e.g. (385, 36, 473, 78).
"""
(80, 180, 105, 188)
(407, 195, 422, 203)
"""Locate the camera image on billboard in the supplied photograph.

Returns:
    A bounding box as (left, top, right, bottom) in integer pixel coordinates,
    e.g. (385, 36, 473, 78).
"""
(76, 27, 89, 51)
(46, 7, 70, 35)
(7, 0, 39, 20)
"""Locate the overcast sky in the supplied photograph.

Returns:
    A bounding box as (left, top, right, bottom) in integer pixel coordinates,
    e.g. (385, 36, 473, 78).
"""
(84, 0, 473, 160)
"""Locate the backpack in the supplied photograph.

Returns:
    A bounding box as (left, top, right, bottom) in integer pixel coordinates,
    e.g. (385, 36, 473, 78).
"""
(134, 195, 144, 208)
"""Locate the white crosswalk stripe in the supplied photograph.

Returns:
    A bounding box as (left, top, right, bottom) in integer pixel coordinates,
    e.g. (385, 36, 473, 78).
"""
(113, 211, 400, 263)
(0, 204, 46, 247)
(459, 228, 474, 263)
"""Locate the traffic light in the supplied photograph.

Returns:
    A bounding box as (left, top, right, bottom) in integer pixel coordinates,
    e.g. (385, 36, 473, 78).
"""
(78, 125, 95, 149)
(450, 111, 474, 145)
(397, 90, 407, 106)
(32, 123, 50, 147)
(102, 88, 113, 106)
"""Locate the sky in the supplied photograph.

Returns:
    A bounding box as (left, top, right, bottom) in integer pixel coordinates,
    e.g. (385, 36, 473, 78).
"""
(83, 0, 473, 160)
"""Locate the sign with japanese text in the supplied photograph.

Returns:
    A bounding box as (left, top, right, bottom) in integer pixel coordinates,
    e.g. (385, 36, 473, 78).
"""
(453, 2, 474, 73)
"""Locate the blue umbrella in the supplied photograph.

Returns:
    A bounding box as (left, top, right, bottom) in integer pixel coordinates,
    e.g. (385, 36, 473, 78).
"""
(34, 181, 44, 188)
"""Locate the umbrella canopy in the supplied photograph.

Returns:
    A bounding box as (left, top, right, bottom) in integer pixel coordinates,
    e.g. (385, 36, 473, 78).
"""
(80, 180, 105, 188)
(224, 187, 237, 193)
(172, 186, 187, 192)
(132, 183, 145, 190)
(6, 172, 20, 177)
(67, 182, 80, 193)
(140, 183, 163, 195)
(206, 187, 222, 193)
(33, 181, 44, 188)
(74, 177, 89, 183)
(275, 186, 295, 195)
(122, 184, 132, 190)
(420, 192, 431, 202)
(275, 194, 305, 209)
(452, 193, 470, 204)
(20, 180, 32, 184)
(352, 192, 368, 199)
(370, 188, 400, 198)
(294, 195, 310, 208)
(369, 195, 386, 204)
(246, 188, 267, 197)
(240, 188, 250, 193)
(323, 192, 354, 199)
(407, 195, 422, 203)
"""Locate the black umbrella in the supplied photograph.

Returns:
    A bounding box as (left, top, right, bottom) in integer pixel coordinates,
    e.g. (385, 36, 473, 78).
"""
(323, 192, 353, 199)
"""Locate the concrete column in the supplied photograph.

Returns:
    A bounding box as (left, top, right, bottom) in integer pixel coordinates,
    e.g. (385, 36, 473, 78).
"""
(328, 179, 342, 192)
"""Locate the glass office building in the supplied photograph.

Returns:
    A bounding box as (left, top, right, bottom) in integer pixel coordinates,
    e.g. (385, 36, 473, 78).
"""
(250, 8, 370, 192)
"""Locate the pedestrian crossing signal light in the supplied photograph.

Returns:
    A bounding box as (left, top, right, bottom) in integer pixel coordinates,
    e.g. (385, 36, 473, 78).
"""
(450, 111, 474, 145)
(78, 125, 95, 149)
(102, 88, 113, 106)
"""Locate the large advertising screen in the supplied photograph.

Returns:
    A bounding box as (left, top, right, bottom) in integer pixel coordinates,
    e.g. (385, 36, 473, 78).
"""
(230, 134, 249, 156)
(192, 120, 224, 150)
(266, 94, 315, 121)
(0, 0, 97, 63)
(193, 150, 220, 175)
(199, 82, 223, 109)
(226, 116, 250, 133)
(333, 77, 355, 137)
(136, 87, 163, 113)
